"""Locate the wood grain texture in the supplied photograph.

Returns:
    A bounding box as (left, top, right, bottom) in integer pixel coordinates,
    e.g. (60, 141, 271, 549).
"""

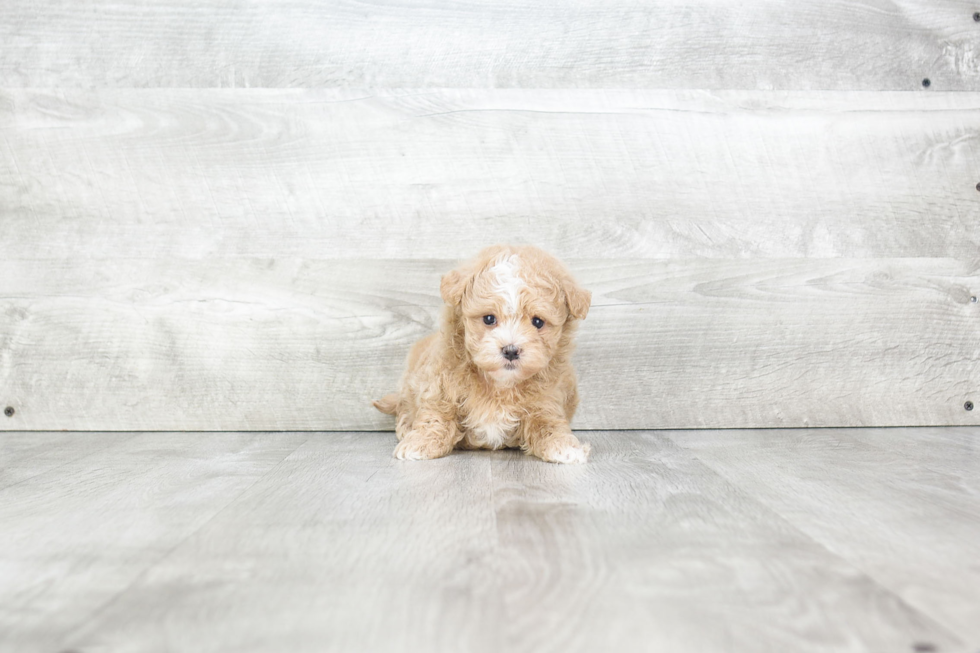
(0, 431, 310, 652)
(0, 430, 138, 491)
(490, 431, 969, 653)
(669, 427, 980, 642)
(1, 0, 978, 90)
(2, 89, 979, 260)
(2, 429, 975, 652)
(2, 257, 977, 431)
(31, 433, 500, 653)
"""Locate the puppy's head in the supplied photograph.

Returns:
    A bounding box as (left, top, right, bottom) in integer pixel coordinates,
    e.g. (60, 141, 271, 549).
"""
(441, 245, 591, 386)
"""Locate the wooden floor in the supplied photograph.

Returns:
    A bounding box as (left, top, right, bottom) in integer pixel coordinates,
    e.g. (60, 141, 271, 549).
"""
(2, 428, 979, 653)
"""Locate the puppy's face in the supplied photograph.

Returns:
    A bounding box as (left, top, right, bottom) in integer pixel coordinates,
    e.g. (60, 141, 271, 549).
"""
(441, 246, 591, 386)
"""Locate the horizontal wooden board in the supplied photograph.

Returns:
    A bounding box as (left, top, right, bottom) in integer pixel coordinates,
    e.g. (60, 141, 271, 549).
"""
(1, 258, 977, 431)
(2, 89, 979, 261)
(1, 1, 978, 90)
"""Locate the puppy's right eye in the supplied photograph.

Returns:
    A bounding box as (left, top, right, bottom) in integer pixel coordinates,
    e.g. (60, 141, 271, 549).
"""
(483, 315, 496, 326)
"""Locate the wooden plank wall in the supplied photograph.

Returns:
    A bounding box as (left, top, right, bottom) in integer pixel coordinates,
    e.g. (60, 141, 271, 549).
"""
(1, 1, 978, 431)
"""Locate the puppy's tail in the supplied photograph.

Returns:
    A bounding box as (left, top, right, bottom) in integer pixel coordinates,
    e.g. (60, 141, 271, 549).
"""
(372, 393, 400, 415)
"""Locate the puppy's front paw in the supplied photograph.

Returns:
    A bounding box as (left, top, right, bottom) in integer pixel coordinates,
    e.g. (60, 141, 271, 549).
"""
(393, 439, 427, 460)
(393, 432, 453, 461)
(539, 438, 591, 464)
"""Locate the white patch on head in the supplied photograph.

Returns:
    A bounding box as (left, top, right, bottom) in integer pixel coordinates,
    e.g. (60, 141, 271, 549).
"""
(490, 255, 525, 316)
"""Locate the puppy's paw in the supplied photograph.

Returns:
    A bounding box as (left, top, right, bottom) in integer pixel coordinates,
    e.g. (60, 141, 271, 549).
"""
(393, 439, 427, 460)
(539, 438, 591, 464)
(393, 433, 453, 461)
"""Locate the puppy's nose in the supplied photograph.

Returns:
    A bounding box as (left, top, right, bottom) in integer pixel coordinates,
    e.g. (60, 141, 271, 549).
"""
(501, 344, 521, 361)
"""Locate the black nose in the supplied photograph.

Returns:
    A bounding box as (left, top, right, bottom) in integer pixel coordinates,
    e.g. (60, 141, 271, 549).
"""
(502, 345, 520, 361)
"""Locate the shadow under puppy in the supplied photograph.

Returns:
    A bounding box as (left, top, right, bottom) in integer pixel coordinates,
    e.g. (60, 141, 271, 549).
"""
(374, 244, 592, 464)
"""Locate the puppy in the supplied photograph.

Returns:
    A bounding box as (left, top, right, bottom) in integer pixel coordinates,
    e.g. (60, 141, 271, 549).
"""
(373, 244, 592, 463)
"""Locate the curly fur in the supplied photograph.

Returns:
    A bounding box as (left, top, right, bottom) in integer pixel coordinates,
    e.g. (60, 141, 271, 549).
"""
(373, 244, 592, 464)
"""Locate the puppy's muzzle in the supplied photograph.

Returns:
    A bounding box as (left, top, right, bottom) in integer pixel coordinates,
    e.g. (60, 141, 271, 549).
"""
(501, 344, 521, 361)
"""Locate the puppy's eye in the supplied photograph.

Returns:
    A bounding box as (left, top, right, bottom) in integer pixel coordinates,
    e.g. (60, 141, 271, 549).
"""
(483, 315, 496, 326)
(531, 316, 545, 329)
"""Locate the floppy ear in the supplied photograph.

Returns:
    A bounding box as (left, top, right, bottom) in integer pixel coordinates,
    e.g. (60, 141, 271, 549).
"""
(563, 276, 591, 320)
(440, 267, 469, 306)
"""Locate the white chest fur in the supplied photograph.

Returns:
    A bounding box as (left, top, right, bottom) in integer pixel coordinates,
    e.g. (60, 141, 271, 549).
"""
(462, 400, 521, 450)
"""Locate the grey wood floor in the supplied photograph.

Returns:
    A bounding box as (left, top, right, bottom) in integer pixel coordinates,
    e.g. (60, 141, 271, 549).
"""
(2, 428, 979, 653)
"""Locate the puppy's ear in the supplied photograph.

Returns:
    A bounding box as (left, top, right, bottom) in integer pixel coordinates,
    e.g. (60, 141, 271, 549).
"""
(563, 277, 592, 320)
(440, 268, 469, 305)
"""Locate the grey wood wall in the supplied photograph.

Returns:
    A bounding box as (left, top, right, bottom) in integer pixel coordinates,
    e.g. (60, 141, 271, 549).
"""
(1, 1, 978, 431)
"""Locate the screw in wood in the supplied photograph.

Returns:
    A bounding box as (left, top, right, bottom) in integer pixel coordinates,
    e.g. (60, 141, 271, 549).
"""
(3, 407, 13, 417)
(974, 11, 980, 21)
(972, 296, 979, 303)
(921, 78, 931, 88)
(967, 401, 975, 412)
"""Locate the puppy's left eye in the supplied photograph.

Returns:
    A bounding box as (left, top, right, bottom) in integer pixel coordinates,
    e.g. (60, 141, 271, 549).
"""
(531, 316, 545, 329)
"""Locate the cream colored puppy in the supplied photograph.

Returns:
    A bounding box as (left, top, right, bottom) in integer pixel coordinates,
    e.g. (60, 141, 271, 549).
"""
(373, 244, 592, 464)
